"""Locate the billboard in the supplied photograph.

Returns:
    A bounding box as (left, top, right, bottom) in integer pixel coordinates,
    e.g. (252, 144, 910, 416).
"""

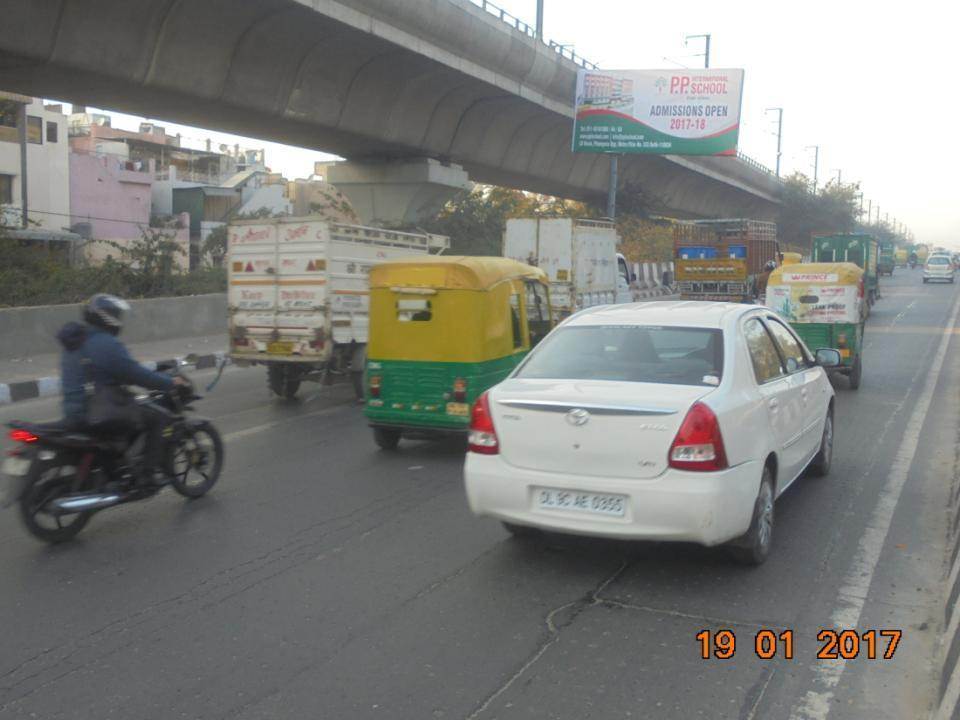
(573, 68, 745, 155)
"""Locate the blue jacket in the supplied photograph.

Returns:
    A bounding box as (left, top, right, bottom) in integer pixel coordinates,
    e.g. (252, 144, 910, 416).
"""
(58, 323, 175, 422)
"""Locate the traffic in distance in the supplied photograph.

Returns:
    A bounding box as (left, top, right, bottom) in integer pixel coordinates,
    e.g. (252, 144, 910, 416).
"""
(4, 217, 938, 556)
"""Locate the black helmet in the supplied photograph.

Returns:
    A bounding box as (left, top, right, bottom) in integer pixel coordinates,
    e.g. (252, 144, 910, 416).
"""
(83, 294, 130, 335)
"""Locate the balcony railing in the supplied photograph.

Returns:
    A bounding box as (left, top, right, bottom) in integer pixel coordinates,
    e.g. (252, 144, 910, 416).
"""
(465, 0, 599, 69)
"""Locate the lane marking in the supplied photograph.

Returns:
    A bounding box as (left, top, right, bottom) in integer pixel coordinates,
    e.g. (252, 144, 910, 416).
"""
(791, 288, 960, 719)
(222, 402, 353, 443)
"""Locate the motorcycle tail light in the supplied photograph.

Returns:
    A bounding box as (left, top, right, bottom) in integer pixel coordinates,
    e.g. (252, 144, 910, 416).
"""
(9, 429, 38, 444)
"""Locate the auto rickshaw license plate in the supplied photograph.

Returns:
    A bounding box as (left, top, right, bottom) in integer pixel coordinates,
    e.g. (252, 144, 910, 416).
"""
(446, 402, 470, 417)
(267, 342, 294, 355)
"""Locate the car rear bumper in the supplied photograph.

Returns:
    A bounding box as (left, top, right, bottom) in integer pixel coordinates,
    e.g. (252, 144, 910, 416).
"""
(463, 455, 761, 546)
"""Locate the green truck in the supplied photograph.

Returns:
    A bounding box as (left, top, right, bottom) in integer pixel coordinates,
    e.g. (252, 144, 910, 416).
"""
(812, 233, 880, 307)
(878, 242, 895, 276)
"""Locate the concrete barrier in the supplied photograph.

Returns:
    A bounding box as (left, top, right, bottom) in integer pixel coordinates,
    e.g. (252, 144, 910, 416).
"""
(934, 477, 960, 719)
(0, 294, 227, 360)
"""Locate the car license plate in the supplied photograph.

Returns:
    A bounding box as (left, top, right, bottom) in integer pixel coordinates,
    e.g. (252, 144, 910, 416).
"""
(446, 402, 469, 417)
(2, 456, 31, 477)
(267, 342, 294, 355)
(534, 487, 626, 517)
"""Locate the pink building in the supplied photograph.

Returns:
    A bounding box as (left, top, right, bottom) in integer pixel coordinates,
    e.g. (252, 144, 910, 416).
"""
(70, 152, 190, 268)
(70, 151, 153, 242)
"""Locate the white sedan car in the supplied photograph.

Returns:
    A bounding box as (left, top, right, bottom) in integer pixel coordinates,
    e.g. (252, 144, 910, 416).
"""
(923, 254, 955, 283)
(464, 301, 840, 565)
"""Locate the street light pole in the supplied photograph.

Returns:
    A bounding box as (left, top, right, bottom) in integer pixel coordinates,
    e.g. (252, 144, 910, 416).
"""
(685, 34, 711, 68)
(766, 108, 783, 177)
(535, 0, 544, 39)
(606, 154, 618, 220)
(806, 145, 819, 192)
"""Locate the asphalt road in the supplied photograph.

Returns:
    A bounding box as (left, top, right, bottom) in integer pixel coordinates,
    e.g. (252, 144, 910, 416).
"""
(0, 269, 957, 720)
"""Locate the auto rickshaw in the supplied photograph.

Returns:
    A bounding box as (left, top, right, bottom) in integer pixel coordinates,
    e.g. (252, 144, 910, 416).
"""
(781, 252, 803, 266)
(812, 233, 879, 309)
(364, 256, 553, 449)
(765, 262, 866, 389)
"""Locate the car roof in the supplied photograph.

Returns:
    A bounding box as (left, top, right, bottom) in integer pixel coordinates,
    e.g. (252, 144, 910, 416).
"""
(564, 301, 761, 329)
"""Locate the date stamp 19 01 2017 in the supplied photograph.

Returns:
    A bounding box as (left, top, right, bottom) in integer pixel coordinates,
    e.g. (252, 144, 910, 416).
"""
(696, 629, 902, 661)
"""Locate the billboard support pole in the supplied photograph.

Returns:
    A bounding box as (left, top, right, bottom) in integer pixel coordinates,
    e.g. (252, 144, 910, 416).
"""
(606, 155, 618, 220)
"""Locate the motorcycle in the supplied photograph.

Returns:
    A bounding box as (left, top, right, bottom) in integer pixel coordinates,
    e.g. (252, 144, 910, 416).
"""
(909, 260, 917, 270)
(1, 373, 223, 543)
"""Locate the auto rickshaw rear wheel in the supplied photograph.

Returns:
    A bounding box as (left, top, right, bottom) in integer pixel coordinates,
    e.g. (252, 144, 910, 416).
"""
(373, 427, 401, 451)
(848, 355, 862, 390)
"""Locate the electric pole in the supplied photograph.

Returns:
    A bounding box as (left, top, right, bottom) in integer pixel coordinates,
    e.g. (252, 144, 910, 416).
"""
(685, 34, 711, 68)
(866, 199, 872, 224)
(535, 0, 544, 39)
(766, 108, 783, 177)
(806, 145, 819, 192)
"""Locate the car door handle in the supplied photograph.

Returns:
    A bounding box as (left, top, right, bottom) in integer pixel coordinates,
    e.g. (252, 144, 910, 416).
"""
(769, 398, 780, 411)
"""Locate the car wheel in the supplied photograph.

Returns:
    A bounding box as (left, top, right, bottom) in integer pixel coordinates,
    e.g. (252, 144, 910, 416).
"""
(502, 521, 541, 539)
(728, 467, 775, 566)
(373, 427, 401, 451)
(809, 409, 833, 477)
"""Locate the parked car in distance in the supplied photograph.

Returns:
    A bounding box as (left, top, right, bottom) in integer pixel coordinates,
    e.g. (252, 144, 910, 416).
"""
(463, 301, 840, 565)
(923, 254, 955, 283)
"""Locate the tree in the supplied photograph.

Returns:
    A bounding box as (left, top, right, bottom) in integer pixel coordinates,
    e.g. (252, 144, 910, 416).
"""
(777, 172, 860, 253)
(421, 186, 594, 255)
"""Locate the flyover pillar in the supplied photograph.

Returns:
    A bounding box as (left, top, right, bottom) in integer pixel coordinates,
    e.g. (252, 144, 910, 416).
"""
(326, 159, 472, 226)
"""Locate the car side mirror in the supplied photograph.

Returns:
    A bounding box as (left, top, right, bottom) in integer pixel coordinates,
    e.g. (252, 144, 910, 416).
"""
(814, 348, 842, 368)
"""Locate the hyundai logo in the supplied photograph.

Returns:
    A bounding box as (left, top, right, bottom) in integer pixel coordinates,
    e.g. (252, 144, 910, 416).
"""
(566, 408, 591, 426)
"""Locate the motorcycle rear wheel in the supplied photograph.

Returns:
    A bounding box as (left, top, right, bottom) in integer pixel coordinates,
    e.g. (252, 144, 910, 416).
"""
(170, 421, 224, 498)
(19, 463, 92, 544)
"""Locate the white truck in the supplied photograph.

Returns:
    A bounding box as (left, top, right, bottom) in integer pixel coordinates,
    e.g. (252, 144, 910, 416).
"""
(503, 218, 633, 317)
(228, 216, 448, 399)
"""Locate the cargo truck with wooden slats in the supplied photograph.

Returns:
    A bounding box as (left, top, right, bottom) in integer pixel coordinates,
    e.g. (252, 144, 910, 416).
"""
(673, 219, 780, 302)
(228, 216, 449, 399)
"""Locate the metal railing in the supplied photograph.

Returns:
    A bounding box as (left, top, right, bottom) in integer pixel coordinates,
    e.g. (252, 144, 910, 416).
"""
(465, 0, 599, 69)
(736, 152, 783, 182)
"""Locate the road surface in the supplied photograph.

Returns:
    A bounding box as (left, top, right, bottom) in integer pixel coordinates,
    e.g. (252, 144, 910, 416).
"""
(0, 269, 955, 720)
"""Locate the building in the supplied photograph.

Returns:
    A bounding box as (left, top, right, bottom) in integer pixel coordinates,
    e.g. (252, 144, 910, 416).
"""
(0, 93, 70, 230)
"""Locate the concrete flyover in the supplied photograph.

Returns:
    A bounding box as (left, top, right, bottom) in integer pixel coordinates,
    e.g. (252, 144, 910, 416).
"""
(0, 0, 782, 221)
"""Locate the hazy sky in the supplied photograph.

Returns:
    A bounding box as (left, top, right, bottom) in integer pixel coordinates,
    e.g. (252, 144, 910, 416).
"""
(91, 0, 957, 246)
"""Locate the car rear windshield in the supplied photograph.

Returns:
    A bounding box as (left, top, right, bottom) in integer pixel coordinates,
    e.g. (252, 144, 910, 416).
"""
(515, 325, 723, 386)
(928, 256, 950, 265)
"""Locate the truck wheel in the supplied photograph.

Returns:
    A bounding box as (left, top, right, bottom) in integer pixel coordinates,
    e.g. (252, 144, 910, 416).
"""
(268, 365, 301, 400)
(373, 427, 401, 451)
(848, 355, 862, 390)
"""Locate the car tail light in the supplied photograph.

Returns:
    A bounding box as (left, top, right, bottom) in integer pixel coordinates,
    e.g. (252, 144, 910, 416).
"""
(369, 375, 382, 398)
(9, 429, 39, 444)
(468, 392, 499, 455)
(668, 402, 728, 471)
(453, 377, 467, 402)
(858, 279, 864, 298)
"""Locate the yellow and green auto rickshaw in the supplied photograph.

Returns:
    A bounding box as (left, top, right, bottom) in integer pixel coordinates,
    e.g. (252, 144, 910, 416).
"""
(780, 252, 803, 266)
(765, 262, 866, 389)
(364, 256, 553, 449)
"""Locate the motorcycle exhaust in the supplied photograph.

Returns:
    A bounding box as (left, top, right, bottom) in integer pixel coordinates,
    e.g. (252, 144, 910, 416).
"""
(49, 492, 123, 513)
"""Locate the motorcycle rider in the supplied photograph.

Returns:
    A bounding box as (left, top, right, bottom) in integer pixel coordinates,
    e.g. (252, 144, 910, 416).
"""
(58, 294, 188, 486)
